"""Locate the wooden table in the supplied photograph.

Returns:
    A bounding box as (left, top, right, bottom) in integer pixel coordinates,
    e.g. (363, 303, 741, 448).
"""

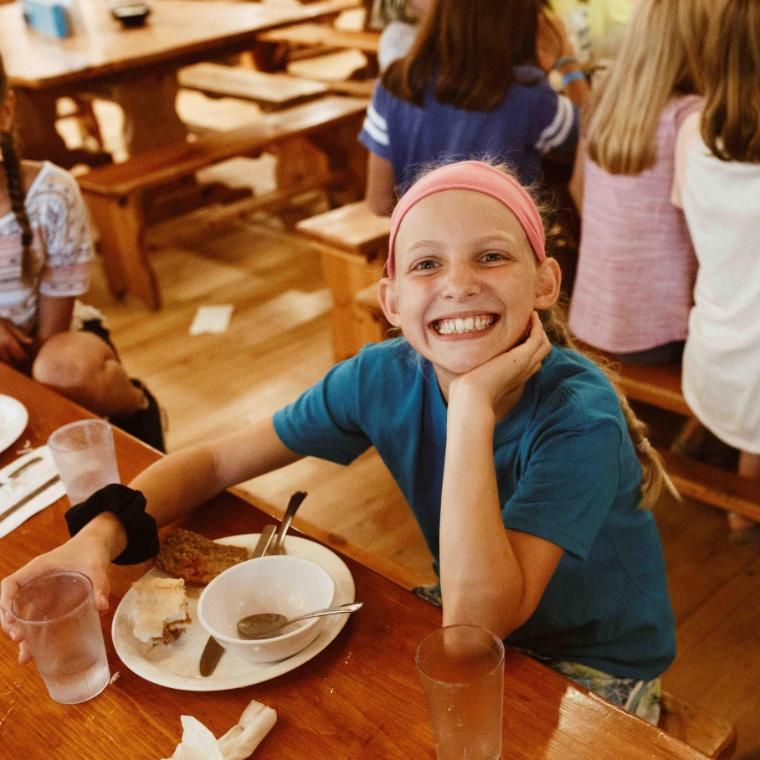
(0, 0, 358, 162)
(0, 364, 707, 759)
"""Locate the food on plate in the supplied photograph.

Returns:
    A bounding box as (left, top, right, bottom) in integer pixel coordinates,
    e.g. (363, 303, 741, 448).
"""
(131, 577, 190, 645)
(155, 528, 248, 585)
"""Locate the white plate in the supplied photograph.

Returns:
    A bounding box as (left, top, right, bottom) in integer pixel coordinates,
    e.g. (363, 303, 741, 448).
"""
(112, 534, 355, 691)
(0, 395, 28, 454)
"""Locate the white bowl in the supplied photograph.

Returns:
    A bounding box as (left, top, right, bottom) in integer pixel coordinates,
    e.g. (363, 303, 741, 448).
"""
(197, 555, 335, 663)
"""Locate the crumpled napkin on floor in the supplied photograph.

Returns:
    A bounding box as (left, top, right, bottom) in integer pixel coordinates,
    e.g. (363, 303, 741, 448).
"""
(164, 699, 277, 760)
(0, 446, 66, 539)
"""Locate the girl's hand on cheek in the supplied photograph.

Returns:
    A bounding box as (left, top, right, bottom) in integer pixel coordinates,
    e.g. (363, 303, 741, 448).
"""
(449, 312, 551, 415)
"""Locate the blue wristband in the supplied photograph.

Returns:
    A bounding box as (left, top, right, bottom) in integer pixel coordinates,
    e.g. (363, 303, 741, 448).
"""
(561, 69, 586, 88)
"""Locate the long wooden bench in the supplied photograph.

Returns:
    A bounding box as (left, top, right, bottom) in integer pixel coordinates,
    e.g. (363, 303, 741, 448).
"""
(287, 48, 372, 82)
(351, 287, 760, 524)
(257, 22, 380, 56)
(78, 95, 368, 309)
(295, 200, 389, 359)
(601, 357, 760, 523)
(178, 63, 328, 111)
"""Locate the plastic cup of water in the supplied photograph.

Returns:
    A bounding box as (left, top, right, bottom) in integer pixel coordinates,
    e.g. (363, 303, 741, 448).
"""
(416, 624, 505, 760)
(11, 571, 110, 704)
(48, 419, 120, 504)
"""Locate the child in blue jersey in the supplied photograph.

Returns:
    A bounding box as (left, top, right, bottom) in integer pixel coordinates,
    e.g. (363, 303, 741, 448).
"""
(359, 0, 587, 215)
(1, 161, 675, 724)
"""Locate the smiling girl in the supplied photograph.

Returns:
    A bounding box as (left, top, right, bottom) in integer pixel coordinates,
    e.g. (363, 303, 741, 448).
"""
(2, 161, 675, 723)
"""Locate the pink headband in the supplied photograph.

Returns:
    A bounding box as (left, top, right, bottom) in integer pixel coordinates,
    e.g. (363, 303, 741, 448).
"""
(387, 161, 546, 277)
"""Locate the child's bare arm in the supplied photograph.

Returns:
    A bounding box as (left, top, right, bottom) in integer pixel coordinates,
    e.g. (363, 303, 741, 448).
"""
(439, 314, 562, 637)
(365, 153, 396, 216)
(0, 417, 301, 661)
(35, 294, 75, 345)
(0, 319, 33, 364)
(130, 417, 301, 527)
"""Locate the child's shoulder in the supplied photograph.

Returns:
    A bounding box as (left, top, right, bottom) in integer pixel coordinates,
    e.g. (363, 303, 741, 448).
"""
(538, 346, 622, 421)
(28, 161, 80, 194)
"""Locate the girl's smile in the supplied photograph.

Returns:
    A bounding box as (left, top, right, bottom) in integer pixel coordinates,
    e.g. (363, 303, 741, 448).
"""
(431, 312, 498, 337)
(379, 189, 560, 394)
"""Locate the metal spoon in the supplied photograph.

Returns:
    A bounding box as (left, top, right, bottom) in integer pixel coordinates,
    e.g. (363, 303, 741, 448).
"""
(237, 601, 363, 639)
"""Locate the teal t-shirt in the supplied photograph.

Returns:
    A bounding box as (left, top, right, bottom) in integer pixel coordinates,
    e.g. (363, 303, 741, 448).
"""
(273, 338, 675, 680)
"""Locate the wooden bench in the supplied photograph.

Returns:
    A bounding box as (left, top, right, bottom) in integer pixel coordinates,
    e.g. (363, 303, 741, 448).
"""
(257, 22, 380, 56)
(78, 95, 368, 309)
(598, 356, 760, 523)
(295, 200, 389, 359)
(252, 18, 378, 77)
(287, 48, 372, 83)
(178, 63, 328, 111)
(660, 691, 737, 759)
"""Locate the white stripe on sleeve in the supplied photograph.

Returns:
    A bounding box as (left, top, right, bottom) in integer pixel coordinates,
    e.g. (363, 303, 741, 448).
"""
(362, 115, 390, 146)
(535, 96, 575, 153)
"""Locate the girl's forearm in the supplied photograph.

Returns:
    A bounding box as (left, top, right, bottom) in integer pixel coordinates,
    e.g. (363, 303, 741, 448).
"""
(131, 442, 221, 527)
(439, 397, 526, 638)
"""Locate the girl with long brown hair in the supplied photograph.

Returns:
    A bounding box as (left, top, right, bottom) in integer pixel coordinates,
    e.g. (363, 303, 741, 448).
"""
(359, 0, 586, 214)
(0, 55, 164, 450)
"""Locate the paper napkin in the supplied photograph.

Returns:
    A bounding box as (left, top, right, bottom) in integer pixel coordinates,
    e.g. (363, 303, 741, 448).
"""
(0, 446, 66, 539)
(165, 699, 277, 760)
(189, 305, 234, 335)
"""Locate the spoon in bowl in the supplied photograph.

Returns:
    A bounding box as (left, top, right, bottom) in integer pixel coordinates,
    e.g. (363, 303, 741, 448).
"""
(237, 601, 363, 639)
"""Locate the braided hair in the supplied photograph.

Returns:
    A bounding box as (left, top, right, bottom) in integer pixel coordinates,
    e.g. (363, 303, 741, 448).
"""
(0, 56, 35, 283)
(540, 301, 679, 509)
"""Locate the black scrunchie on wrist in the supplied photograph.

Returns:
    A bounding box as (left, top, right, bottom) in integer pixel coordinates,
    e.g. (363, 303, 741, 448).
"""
(64, 483, 159, 565)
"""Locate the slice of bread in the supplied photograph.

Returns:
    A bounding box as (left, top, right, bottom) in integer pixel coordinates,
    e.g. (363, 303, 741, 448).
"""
(131, 577, 190, 645)
(155, 528, 248, 585)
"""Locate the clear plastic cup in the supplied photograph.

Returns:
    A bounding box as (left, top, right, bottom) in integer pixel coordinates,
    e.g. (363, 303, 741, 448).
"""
(48, 419, 120, 504)
(11, 571, 110, 704)
(416, 624, 505, 760)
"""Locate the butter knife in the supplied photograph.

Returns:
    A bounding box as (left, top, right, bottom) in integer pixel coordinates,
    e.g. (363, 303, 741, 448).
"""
(0, 475, 61, 523)
(198, 524, 277, 677)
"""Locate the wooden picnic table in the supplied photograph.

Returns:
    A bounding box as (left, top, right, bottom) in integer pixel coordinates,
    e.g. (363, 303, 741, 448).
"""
(0, 0, 358, 161)
(0, 363, 708, 759)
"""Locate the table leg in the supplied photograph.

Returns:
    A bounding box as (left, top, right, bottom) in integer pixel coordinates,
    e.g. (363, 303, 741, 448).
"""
(14, 88, 74, 167)
(110, 70, 187, 155)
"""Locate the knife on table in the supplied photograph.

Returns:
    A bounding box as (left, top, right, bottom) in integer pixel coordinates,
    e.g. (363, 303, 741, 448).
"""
(0, 475, 61, 524)
(198, 524, 277, 677)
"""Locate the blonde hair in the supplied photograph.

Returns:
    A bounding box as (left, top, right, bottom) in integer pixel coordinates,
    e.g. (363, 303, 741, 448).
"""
(701, 0, 760, 163)
(587, 0, 706, 175)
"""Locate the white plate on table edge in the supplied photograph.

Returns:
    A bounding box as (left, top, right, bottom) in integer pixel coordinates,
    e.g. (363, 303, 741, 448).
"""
(0, 395, 28, 455)
(112, 533, 355, 691)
